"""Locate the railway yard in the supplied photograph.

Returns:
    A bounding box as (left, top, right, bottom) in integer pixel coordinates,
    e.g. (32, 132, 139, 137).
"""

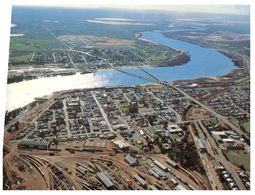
(4, 80, 250, 190)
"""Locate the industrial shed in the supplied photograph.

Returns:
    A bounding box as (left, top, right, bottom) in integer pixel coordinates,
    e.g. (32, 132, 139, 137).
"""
(125, 154, 138, 166)
(96, 172, 114, 189)
(133, 174, 147, 188)
(17, 140, 50, 150)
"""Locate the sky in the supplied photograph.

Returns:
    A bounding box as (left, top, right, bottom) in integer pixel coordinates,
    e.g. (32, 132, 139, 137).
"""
(11, 0, 250, 15)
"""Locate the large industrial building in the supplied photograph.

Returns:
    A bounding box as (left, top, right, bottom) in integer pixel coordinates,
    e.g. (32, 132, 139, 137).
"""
(96, 172, 115, 189)
(17, 140, 50, 150)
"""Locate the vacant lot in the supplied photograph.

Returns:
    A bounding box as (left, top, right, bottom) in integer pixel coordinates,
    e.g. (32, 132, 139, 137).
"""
(57, 35, 134, 48)
(225, 150, 250, 171)
(229, 117, 250, 134)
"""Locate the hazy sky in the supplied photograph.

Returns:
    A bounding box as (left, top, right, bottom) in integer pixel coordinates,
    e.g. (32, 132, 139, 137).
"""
(12, 0, 250, 15)
(143, 5, 250, 15)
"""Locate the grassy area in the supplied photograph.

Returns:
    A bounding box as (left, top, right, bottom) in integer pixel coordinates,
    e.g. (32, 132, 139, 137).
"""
(229, 117, 250, 133)
(202, 118, 218, 127)
(134, 39, 177, 65)
(10, 37, 37, 51)
(225, 150, 250, 171)
(241, 120, 250, 133)
(10, 49, 34, 63)
(229, 117, 239, 126)
(9, 35, 67, 65)
(120, 104, 129, 112)
(10, 52, 33, 63)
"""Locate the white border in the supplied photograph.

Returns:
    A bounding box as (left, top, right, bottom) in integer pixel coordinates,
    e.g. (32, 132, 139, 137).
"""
(0, 0, 253, 194)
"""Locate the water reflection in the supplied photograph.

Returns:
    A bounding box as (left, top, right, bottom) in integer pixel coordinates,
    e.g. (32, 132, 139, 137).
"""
(6, 73, 110, 111)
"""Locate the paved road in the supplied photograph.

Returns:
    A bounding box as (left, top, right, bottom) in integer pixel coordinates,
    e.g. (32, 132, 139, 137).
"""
(62, 99, 71, 136)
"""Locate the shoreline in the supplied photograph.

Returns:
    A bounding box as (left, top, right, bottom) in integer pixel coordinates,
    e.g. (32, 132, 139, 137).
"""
(161, 32, 250, 70)
(7, 49, 191, 84)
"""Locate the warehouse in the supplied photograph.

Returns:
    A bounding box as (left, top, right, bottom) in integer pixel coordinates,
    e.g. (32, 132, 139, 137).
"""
(153, 160, 168, 172)
(96, 172, 114, 189)
(148, 185, 158, 190)
(222, 138, 235, 143)
(167, 159, 178, 168)
(17, 140, 50, 150)
(133, 174, 147, 188)
(148, 168, 160, 179)
(124, 154, 138, 166)
(113, 139, 130, 150)
(175, 184, 188, 190)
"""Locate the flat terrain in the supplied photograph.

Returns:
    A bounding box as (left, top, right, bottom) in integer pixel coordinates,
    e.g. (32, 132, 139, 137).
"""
(58, 35, 134, 47)
(225, 150, 250, 171)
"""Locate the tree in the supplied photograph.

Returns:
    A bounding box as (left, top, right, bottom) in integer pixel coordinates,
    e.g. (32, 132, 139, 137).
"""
(53, 138, 59, 146)
(129, 102, 138, 113)
(147, 115, 155, 125)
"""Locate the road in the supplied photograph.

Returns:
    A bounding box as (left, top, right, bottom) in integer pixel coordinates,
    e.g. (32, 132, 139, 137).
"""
(67, 52, 77, 69)
(196, 120, 246, 190)
(62, 99, 71, 136)
(188, 124, 218, 190)
(192, 122, 223, 190)
(91, 91, 114, 132)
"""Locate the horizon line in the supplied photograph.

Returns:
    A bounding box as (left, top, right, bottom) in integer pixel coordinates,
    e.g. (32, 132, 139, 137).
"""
(12, 4, 250, 16)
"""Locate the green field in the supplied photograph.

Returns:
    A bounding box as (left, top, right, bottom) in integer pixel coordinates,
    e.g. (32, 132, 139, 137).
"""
(202, 118, 218, 127)
(241, 120, 250, 133)
(9, 35, 67, 65)
(229, 117, 250, 134)
(134, 39, 177, 65)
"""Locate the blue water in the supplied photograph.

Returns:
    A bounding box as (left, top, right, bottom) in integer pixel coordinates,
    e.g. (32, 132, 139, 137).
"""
(94, 31, 236, 86)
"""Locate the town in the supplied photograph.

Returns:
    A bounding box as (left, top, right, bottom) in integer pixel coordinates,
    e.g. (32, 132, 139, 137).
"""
(4, 81, 250, 190)
(8, 33, 189, 84)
